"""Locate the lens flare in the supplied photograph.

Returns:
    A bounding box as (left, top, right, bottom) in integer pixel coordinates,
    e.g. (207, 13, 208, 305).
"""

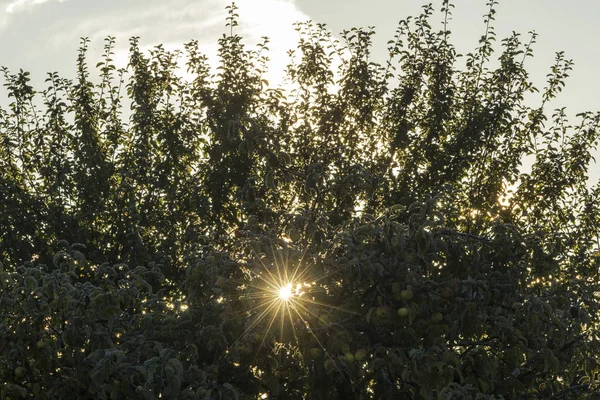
(217, 239, 359, 384)
(278, 284, 293, 301)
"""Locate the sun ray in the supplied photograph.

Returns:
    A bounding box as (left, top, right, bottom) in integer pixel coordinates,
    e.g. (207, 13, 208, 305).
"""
(288, 300, 353, 385)
(285, 304, 299, 343)
(223, 297, 281, 354)
(251, 300, 284, 365)
(287, 245, 310, 283)
(212, 236, 362, 386)
(269, 241, 286, 286)
(301, 297, 359, 316)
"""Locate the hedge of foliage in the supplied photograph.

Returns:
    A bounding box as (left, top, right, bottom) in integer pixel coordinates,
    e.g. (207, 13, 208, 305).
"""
(1, 1, 599, 399)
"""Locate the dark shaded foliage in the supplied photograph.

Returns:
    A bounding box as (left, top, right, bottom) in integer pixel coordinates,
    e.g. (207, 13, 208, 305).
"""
(1, 2, 599, 399)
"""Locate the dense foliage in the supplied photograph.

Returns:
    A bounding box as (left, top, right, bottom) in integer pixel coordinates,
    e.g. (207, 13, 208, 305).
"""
(1, 1, 600, 398)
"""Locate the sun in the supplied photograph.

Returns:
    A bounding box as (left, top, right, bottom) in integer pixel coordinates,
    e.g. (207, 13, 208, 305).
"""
(219, 243, 358, 373)
(278, 283, 293, 301)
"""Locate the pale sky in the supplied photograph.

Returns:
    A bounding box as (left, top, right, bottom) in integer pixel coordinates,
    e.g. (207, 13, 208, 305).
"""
(0, 0, 598, 178)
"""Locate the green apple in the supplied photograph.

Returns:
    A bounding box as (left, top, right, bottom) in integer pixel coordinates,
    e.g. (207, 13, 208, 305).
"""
(375, 305, 390, 319)
(239, 344, 253, 356)
(317, 314, 330, 325)
(344, 352, 355, 362)
(251, 333, 262, 344)
(341, 343, 350, 354)
(397, 307, 409, 318)
(191, 266, 203, 279)
(289, 229, 302, 242)
(431, 312, 443, 323)
(324, 359, 335, 372)
(400, 289, 413, 301)
(14, 366, 26, 380)
(309, 347, 321, 359)
(36, 340, 48, 350)
(354, 348, 368, 361)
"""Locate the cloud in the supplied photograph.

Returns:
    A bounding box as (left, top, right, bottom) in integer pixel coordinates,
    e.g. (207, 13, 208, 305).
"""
(4, 0, 65, 14)
(0, 0, 341, 98)
(39, 0, 312, 86)
(45, 0, 225, 52)
(0, 0, 66, 33)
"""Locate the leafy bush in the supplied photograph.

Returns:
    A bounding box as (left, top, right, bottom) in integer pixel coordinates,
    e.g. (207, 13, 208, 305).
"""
(1, 1, 599, 399)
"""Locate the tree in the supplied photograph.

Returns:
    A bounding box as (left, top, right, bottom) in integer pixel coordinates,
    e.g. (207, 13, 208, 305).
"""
(1, 1, 599, 399)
